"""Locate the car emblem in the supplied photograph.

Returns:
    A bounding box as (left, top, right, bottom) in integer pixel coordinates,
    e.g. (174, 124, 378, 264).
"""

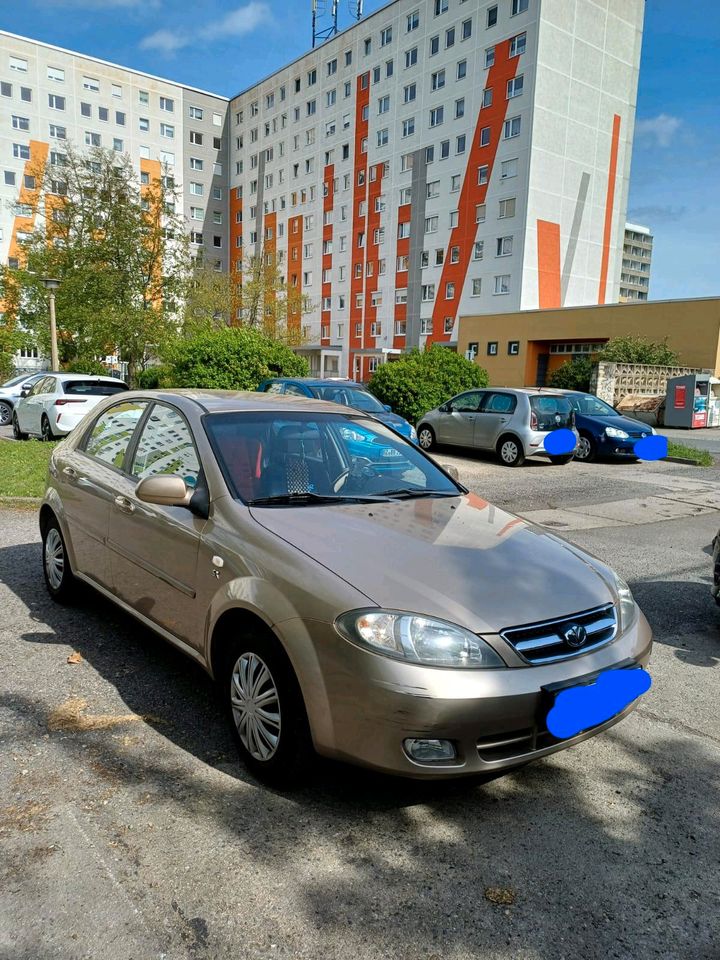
(554, 414, 561, 423)
(563, 625, 588, 649)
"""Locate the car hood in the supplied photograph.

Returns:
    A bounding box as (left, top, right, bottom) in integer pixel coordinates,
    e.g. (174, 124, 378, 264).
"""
(373, 411, 413, 434)
(577, 413, 651, 434)
(251, 494, 616, 634)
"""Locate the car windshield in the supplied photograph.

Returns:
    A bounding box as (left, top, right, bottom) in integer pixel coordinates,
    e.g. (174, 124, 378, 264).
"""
(205, 412, 459, 505)
(1, 373, 35, 388)
(313, 385, 385, 413)
(568, 395, 617, 417)
(63, 380, 129, 396)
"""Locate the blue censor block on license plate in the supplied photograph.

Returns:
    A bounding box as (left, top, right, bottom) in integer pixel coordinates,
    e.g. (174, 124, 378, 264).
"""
(546, 667, 651, 740)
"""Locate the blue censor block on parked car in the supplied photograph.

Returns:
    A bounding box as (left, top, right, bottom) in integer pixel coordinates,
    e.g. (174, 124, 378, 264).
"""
(544, 428, 576, 456)
(634, 435, 668, 462)
(546, 667, 652, 740)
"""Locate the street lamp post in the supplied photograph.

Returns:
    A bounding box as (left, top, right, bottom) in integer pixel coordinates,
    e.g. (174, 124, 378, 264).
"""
(42, 278, 61, 371)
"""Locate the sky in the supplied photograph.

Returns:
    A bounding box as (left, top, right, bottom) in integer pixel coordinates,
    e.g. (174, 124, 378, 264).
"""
(1, 0, 718, 302)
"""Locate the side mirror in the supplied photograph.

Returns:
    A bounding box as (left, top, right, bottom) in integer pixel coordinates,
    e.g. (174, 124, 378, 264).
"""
(20, 390, 29, 399)
(135, 474, 192, 508)
(440, 404, 450, 413)
(383, 404, 392, 412)
(21, 381, 33, 391)
(442, 464, 460, 482)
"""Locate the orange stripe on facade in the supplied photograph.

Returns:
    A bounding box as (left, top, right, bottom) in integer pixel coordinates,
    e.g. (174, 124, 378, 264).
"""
(8, 140, 49, 266)
(393, 202, 411, 350)
(349, 71, 370, 377)
(537, 220, 562, 309)
(428, 41, 520, 344)
(229, 186, 243, 280)
(362, 163, 385, 372)
(598, 114, 621, 306)
(321, 163, 335, 346)
(264, 211, 277, 319)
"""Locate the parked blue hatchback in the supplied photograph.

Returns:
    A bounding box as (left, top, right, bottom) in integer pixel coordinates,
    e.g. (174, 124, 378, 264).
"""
(256, 378, 418, 443)
(555, 390, 655, 462)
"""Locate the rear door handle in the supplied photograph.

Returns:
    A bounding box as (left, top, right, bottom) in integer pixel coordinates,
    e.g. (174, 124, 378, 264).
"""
(114, 495, 135, 515)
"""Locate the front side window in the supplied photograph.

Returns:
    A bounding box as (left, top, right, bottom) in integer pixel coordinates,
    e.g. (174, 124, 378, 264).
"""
(83, 402, 148, 469)
(131, 404, 200, 488)
(449, 392, 483, 413)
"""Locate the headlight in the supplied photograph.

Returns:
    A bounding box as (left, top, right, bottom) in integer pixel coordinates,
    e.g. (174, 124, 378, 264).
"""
(409, 425, 418, 441)
(613, 574, 637, 633)
(335, 610, 504, 668)
(651, 427, 657, 435)
(606, 426, 630, 439)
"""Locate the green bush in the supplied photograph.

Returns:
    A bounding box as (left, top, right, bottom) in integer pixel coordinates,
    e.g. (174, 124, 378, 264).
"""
(63, 358, 107, 376)
(548, 357, 594, 392)
(166, 327, 309, 390)
(597, 336, 679, 366)
(136, 364, 174, 390)
(369, 345, 489, 425)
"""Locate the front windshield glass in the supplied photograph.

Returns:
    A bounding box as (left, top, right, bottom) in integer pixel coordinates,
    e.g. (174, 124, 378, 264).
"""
(314, 385, 385, 413)
(1, 373, 33, 388)
(205, 412, 459, 505)
(568, 395, 617, 416)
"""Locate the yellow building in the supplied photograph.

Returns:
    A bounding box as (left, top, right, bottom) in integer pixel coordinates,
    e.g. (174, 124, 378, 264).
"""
(457, 298, 720, 387)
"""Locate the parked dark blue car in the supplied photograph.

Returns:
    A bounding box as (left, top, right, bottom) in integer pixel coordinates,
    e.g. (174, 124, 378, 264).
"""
(555, 390, 655, 462)
(256, 378, 418, 443)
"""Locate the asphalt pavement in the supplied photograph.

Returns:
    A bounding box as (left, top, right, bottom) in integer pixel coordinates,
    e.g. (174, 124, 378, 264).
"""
(1, 453, 719, 960)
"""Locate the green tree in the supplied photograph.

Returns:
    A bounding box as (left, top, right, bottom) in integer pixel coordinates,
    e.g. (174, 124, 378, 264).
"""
(166, 327, 309, 390)
(597, 336, 680, 366)
(369, 345, 489, 424)
(548, 357, 594, 392)
(239, 245, 313, 346)
(182, 256, 242, 336)
(7, 145, 191, 384)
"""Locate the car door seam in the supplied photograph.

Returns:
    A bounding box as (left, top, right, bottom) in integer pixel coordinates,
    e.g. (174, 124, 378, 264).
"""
(106, 537, 197, 598)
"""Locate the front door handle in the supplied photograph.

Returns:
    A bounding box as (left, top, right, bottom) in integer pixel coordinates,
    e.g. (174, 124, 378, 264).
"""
(63, 466, 78, 480)
(114, 495, 135, 515)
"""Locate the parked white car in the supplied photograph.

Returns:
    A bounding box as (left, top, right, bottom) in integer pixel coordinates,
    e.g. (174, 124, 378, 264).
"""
(12, 374, 129, 441)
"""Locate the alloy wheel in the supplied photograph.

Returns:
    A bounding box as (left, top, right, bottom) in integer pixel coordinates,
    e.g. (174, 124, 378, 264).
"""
(230, 653, 282, 762)
(0, 402, 11, 427)
(41, 417, 53, 441)
(44, 528, 65, 591)
(576, 436, 592, 461)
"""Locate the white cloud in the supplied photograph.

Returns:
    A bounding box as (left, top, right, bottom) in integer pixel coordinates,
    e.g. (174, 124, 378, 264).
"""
(635, 114, 682, 148)
(140, 2, 270, 54)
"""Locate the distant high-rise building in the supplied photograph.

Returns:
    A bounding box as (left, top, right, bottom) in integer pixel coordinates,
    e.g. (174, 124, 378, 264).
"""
(1, 0, 646, 379)
(620, 223, 653, 302)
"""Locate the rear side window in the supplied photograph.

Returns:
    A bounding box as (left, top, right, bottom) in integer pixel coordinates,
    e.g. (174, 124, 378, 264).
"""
(130, 404, 201, 488)
(63, 379, 129, 396)
(83, 402, 148, 468)
(263, 382, 285, 394)
(530, 395, 574, 429)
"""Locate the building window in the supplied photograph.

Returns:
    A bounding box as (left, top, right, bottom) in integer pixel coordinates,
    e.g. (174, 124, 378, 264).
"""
(494, 275, 511, 295)
(474, 241, 484, 261)
(487, 342, 498, 356)
(482, 88, 493, 108)
(12, 143, 30, 160)
(455, 98, 465, 119)
(457, 59, 467, 80)
(160, 123, 174, 138)
(496, 236, 513, 256)
(160, 96, 174, 112)
(425, 216, 438, 233)
(9, 56, 28, 72)
(190, 130, 203, 145)
(476, 204, 487, 223)
(190, 182, 204, 196)
(404, 83, 417, 103)
(440, 140, 450, 159)
(499, 197, 516, 218)
(430, 35, 440, 56)
(461, 19, 472, 40)
(487, 6, 498, 28)
(485, 47, 496, 67)
(501, 158, 518, 179)
(478, 164, 489, 184)
(47, 66, 65, 82)
(472, 279, 482, 296)
(504, 116, 521, 139)
(512, 0, 529, 14)
(421, 284, 436, 301)
(405, 47, 418, 67)
(407, 10, 420, 31)
(445, 282, 455, 299)
(11, 115, 30, 131)
(381, 26, 392, 45)
(402, 118, 415, 137)
(510, 32, 527, 57)
(507, 75, 524, 98)
(430, 107, 444, 127)
(189, 106, 203, 119)
(508, 341, 520, 355)
(48, 94, 65, 110)
(378, 94, 390, 114)
(420, 318, 433, 335)
(449, 211, 459, 228)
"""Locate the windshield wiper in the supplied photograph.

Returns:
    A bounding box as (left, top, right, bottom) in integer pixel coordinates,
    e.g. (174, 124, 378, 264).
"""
(248, 492, 392, 506)
(380, 488, 460, 500)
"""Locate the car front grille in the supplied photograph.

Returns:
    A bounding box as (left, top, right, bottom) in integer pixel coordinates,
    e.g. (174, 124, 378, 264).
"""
(500, 604, 617, 665)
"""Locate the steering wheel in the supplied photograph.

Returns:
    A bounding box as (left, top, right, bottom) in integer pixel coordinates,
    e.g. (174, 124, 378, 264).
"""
(333, 457, 377, 492)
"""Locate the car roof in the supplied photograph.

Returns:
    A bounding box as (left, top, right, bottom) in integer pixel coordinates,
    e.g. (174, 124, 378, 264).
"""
(48, 373, 125, 384)
(265, 377, 366, 388)
(128, 388, 361, 417)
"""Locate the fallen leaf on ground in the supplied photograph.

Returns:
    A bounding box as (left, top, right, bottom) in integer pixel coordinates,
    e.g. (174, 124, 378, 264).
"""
(67, 652, 83, 665)
(484, 886, 516, 906)
(0, 802, 50, 833)
(48, 697, 149, 732)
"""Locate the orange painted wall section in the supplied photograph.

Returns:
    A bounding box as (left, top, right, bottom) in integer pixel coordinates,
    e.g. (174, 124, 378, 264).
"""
(537, 220, 562, 309)
(321, 163, 335, 346)
(349, 72, 370, 376)
(229, 187, 243, 274)
(287, 215, 303, 337)
(8, 140, 49, 265)
(598, 114, 621, 305)
(428, 40, 520, 344)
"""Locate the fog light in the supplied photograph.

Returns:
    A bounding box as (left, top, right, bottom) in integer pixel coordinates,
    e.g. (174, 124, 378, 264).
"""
(404, 738, 456, 763)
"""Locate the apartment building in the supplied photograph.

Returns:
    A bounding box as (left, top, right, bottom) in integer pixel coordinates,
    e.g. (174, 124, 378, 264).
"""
(620, 222, 653, 302)
(2, 0, 645, 380)
(0, 31, 230, 280)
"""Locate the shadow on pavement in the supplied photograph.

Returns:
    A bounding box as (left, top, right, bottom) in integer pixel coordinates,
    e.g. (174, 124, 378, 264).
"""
(630, 578, 720, 668)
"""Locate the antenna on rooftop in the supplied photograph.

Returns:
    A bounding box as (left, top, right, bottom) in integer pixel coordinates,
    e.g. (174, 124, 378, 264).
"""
(312, 0, 339, 48)
(349, 0, 364, 20)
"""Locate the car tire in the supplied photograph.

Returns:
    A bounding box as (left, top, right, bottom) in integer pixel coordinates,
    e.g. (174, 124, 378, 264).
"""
(549, 454, 574, 466)
(575, 433, 596, 463)
(41, 515, 77, 604)
(0, 401, 12, 427)
(417, 425, 436, 451)
(41, 414, 56, 442)
(12, 413, 28, 441)
(497, 435, 525, 467)
(219, 630, 314, 789)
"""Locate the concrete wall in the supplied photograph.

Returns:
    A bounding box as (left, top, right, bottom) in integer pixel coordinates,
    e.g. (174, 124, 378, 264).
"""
(457, 297, 720, 387)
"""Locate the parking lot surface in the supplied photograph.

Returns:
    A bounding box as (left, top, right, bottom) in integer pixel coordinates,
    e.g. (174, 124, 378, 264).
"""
(1, 453, 719, 960)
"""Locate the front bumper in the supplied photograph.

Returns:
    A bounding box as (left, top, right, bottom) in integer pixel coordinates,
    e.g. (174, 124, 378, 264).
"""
(597, 435, 642, 457)
(275, 610, 652, 778)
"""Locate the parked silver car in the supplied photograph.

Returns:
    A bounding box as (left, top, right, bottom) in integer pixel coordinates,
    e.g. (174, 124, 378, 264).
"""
(13, 373, 128, 441)
(0, 371, 60, 427)
(40, 390, 652, 787)
(417, 388, 578, 466)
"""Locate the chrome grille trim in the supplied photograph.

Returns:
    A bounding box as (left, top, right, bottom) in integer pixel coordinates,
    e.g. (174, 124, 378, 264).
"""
(500, 604, 617, 665)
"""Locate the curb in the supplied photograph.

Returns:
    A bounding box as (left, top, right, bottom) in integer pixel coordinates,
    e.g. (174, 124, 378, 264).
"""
(663, 455, 710, 466)
(0, 496, 42, 506)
